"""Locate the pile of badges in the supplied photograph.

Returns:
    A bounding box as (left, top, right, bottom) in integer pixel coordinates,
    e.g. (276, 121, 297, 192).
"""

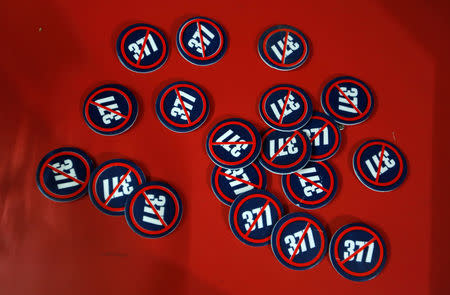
(35, 17, 407, 281)
(205, 24, 407, 281)
(36, 148, 183, 239)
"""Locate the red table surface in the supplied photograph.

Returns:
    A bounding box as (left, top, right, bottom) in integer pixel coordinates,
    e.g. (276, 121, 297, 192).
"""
(1, 0, 449, 294)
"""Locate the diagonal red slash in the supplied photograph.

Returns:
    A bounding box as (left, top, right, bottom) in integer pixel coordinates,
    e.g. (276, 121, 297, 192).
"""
(278, 90, 292, 124)
(175, 88, 192, 124)
(137, 30, 150, 65)
(142, 192, 168, 227)
(46, 165, 84, 184)
(244, 201, 270, 236)
(212, 141, 254, 145)
(341, 237, 377, 264)
(281, 31, 289, 64)
(197, 21, 206, 58)
(218, 171, 259, 188)
(309, 123, 329, 143)
(269, 132, 298, 161)
(89, 101, 127, 119)
(289, 222, 311, 261)
(336, 86, 363, 115)
(375, 145, 386, 182)
(294, 173, 329, 193)
(104, 170, 131, 205)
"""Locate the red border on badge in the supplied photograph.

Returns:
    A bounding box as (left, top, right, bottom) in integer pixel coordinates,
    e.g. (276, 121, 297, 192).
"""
(159, 83, 207, 128)
(129, 185, 180, 235)
(324, 79, 372, 122)
(286, 161, 335, 205)
(308, 116, 339, 160)
(275, 216, 325, 267)
(333, 226, 384, 277)
(233, 194, 282, 244)
(262, 29, 308, 68)
(356, 141, 404, 186)
(120, 26, 167, 69)
(208, 121, 257, 166)
(85, 87, 133, 132)
(261, 86, 309, 127)
(39, 151, 90, 199)
(92, 162, 143, 212)
(260, 130, 308, 169)
(178, 18, 224, 61)
(214, 163, 264, 204)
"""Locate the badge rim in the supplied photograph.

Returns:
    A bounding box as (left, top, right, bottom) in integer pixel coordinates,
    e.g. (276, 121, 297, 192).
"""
(259, 84, 313, 131)
(36, 147, 95, 202)
(83, 84, 138, 136)
(271, 212, 328, 270)
(320, 76, 374, 125)
(88, 159, 146, 216)
(206, 118, 262, 169)
(329, 223, 387, 281)
(303, 111, 341, 161)
(352, 139, 407, 192)
(155, 81, 209, 133)
(176, 16, 227, 66)
(124, 181, 183, 238)
(210, 162, 267, 206)
(258, 129, 312, 175)
(228, 189, 284, 247)
(257, 24, 310, 71)
(116, 23, 169, 73)
(281, 160, 338, 209)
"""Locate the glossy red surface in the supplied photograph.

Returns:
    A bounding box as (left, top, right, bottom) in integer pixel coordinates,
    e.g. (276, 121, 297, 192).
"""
(1, 0, 449, 294)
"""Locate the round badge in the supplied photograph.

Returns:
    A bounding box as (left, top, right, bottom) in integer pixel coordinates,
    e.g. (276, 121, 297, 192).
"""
(125, 182, 182, 238)
(155, 81, 209, 132)
(321, 76, 374, 125)
(281, 161, 337, 210)
(83, 84, 138, 136)
(116, 23, 168, 73)
(88, 159, 146, 216)
(206, 118, 262, 169)
(259, 84, 312, 131)
(271, 212, 328, 270)
(36, 147, 94, 202)
(258, 25, 309, 71)
(176, 16, 227, 66)
(259, 129, 312, 175)
(329, 223, 387, 281)
(302, 112, 341, 161)
(211, 162, 267, 206)
(353, 139, 407, 192)
(228, 190, 284, 247)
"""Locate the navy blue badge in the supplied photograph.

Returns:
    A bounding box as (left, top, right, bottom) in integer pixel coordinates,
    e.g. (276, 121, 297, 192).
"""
(321, 76, 374, 125)
(155, 81, 209, 133)
(259, 84, 312, 131)
(258, 129, 311, 175)
(329, 223, 387, 281)
(88, 159, 146, 216)
(116, 23, 168, 73)
(353, 139, 407, 192)
(176, 16, 227, 66)
(271, 212, 328, 270)
(211, 162, 267, 206)
(36, 147, 94, 202)
(302, 112, 341, 161)
(281, 161, 337, 210)
(125, 182, 182, 238)
(206, 118, 262, 169)
(258, 25, 309, 71)
(83, 84, 138, 136)
(228, 190, 284, 247)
